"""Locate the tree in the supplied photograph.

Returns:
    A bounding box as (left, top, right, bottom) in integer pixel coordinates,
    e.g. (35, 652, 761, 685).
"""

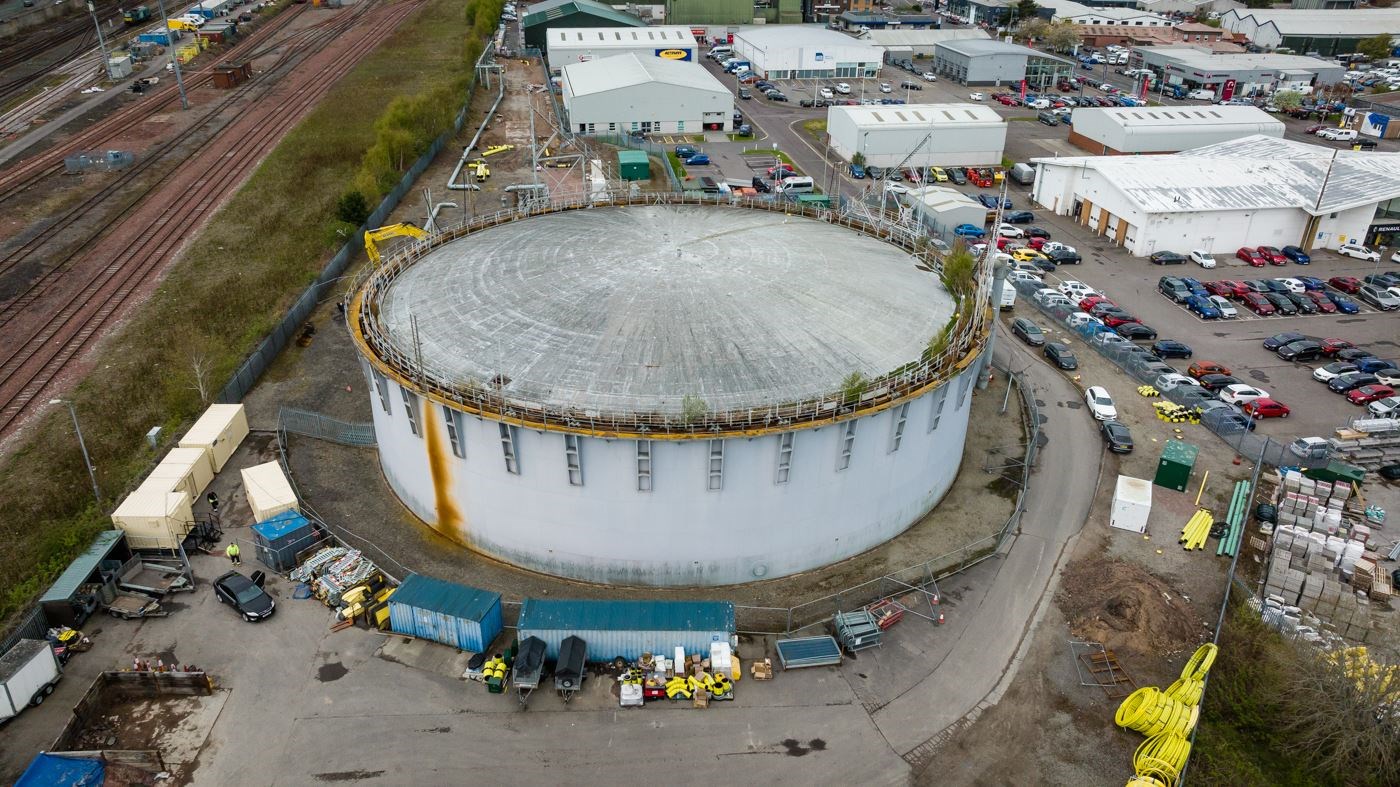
(336, 191, 370, 227)
(851, 151, 866, 167)
(1015, 0, 1040, 23)
(1015, 18, 1052, 44)
(1273, 90, 1304, 111)
(1045, 21, 1082, 54)
(1242, 0, 1271, 7)
(1357, 33, 1395, 63)
(939, 246, 977, 301)
(840, 372, 869, 405)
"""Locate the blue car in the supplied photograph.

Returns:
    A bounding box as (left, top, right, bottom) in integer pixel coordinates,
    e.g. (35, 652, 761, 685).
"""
(1282, 245, 1311, 264)
(953, 223, 986, 239)
(1185, 294, 1221, 319)
(1355, 357, 1397, 374)
(849, 163, 867, 178)
(1326, 291, 1361, 314)
(685, 154, 711, 165)
(1296, 275, 1326, 291)
(976, 194, 1012, 210)
(1180, 277, 1209, 297)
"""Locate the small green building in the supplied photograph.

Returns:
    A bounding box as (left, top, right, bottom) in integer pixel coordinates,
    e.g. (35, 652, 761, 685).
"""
(617, 150, 650, 181)
(522, 0, 645, 52)
(1154, 440, 1198, 493)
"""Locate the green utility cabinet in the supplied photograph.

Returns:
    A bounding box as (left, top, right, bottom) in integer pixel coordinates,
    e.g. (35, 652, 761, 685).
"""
(1303, 460, 1366, 485)
(617, 150, 650, 181)
(1154, 440, 1198, 492)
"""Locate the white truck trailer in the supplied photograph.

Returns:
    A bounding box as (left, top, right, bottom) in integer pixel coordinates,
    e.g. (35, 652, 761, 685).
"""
(0, 639, 63, 724)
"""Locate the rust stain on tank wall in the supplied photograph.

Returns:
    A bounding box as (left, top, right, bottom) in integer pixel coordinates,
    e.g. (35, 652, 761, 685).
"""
(423, 406, 465, 541)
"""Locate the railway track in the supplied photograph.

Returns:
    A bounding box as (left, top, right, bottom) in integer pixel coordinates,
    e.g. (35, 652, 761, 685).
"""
(0, 0, 120, 106)
(0, 0, 427, 438)
(0, 3, 372, 306)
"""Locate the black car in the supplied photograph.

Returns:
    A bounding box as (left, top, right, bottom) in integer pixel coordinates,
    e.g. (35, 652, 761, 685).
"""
(1043, 342, 1077, 369)
(799, 98, 816, 107)
(1285, 292, 1318, 314)
(1100, 420, 1134, 453)
(213, 570, 275, 622)
(1202, 408, 1257, 434)
(1263, 331, 1308, 351)
(899, 80, 924, 90)
(1336, 348, 1378, 363)
(1029, 258, 1057, 273)
(1003, 210, 1035, 224)
(1151, 339, 1192, 359)
(1328, 372, 1379, 393)
(948, 168, 967, 185)
(1176, 387, 1217, 408)
(1278, 340, 1323, 362)
(767, 92, 789, 102)
(739, 87, 752, 99)
(1262, 280, 1291, 294)
(751, 176, 772, 193)
(1197, 373, 1241, 392)
(1012, 317, 1046, 346)
(1046, 249, 1081, 265)
(1117, 323, 1158, 341)
(1264, 292, 1298, 315)
(1149, 251, 1188, 265)
(1026, 227, 1052, 239)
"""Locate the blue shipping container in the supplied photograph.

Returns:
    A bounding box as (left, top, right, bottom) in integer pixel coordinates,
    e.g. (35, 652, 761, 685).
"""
(517, 599, 734, 662)
(251, 511, 314, 572)
(387, 575, 503, 653)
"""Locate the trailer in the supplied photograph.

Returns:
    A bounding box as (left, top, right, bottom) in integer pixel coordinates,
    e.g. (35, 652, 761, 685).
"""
(512, 636, 547, 708)
(103, 593, 169, 621)
(1, 640, 63, 725)
(116, 554, 192, 598)
(554, 635, 586, 702)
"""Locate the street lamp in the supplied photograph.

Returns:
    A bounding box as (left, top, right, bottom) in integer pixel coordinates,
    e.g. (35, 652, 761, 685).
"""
(86, 1, 112, 79)
(50, 399, 102, 508)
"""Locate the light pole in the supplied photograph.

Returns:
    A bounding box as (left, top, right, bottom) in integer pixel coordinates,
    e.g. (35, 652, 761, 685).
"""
(86, 1, 112, 79)
(154, 0, 190, 110)
(51, 399, 102, 508)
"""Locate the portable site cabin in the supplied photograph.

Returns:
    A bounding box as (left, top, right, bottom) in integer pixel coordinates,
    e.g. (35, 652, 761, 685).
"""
(387, 575, 504, 652)
(516, 599, 735, 662)
(178, 403, 248, 472)
(240, 461, 298, 523)
(110, 487, 194, 549)
(1110, 475, 1152, 534)
(145, 446, 216, 501)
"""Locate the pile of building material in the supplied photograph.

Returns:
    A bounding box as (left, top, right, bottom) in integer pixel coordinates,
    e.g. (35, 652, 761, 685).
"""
(1330, 419, 1400, 471)
(834, 609, 882, 652)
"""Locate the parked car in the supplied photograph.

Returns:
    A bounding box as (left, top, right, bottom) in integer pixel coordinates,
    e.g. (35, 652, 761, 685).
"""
(1358, 284, 1400, 310)
(1101, 311, 1139, 328)
(1367, 396, 1400, 417)
(1257, 246, 1288, 265)
(1241, 398, 1291, 419)
(1197, 374, 1241, 392)
(674, 145, 698, 159)
(1336, 348, 1378, 363)
(1328, 276, 1362, 293)
(1155, 372, 1200, 392)
(1185, 361, 1229, 379)
(1150, 251, 1188, 265)
(1185, 294, 1221, 319)
(1338, 241, 1380, 261)
(1347, 385, 1396, 405)
(1152, 339, 1193, 359)
(213, 571, 276, 622)
(1117, 323, 1158, 341)
(1313, 362, 1358, 383)
(948, 168, 967, 185)
(1295, 276, 1326, 291)
(1365, 272, 1400, 288)
(1202, 408, 1257, 434)
(1158, 276, 1191, 302)
(1044, 342, 1078, 369)
(1263, 292, 1297, 315)
(1207, 295, 1238, 318)
(1189, 250, 1217, 268)
(1080, 295, 1114, 312)
(1325, 291, 1361, 313)
(1045, 249, 1082, 266)
(976, 194, 1010, 209)
(1041, 241, 1076, 255)
(684, 154, 711, 165)
(1242, 292, 1275, 315)
(997, 223, 1026, 238)
(1278, 340, 1324, 362)
(849, 163, 867, 179)
(1235, 247, 1267, 267)
(953, 223, 985, 239)
(899, 80, 923, 90)
(1011, 317, 1046, 346)
(1219, 384, 1269, 405)
(1004, 210, 1035, 224)
(1285, 292, 1318, 314)
(1328, 372, 1380, 394)
(1085, 386, 1118, 420)
(1304, 291, 1337, 313)
(1377, 369, 1400, 386)
(1281, 245, 1311, 264)
(1356, 357, 1398, 374)
(1100, 420, 1133, 453)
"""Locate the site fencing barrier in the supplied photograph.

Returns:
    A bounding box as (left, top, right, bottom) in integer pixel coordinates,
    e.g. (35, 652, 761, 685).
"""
(1006, 276, 1326, 470)
(278, 407, 376, 446)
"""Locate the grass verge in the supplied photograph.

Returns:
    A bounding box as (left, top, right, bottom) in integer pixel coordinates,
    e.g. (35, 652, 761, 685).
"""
(743, 147, 796, 166)
(0, 0, 486, 627)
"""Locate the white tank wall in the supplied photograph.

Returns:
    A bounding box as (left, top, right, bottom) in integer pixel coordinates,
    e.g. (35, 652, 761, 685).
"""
(363, 363, 979, 587)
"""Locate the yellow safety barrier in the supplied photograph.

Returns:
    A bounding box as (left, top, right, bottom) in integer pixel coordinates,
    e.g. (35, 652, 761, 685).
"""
(1115, 687, 1200, 737)
(1179, 510, 1214, 551)
(1180, 643, 1217, 682)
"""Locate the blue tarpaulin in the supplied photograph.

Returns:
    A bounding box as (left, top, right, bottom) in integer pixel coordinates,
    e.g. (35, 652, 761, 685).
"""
(15, 754, 104, 787)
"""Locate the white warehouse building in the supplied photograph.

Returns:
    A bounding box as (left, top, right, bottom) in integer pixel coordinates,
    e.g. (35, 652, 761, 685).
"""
(827, 103, 1007, 168)
(561, 53, 732, 135)
(1031, 135, 1400, 257)
(731, 26, 883, 80)
(1067, 105, 1285, 155)
(547, 26, 698, 74)
(349, 203, 987, 587)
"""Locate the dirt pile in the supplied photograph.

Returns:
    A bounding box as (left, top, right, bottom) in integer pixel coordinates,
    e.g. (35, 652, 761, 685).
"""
(1057, 558, 1209, 659)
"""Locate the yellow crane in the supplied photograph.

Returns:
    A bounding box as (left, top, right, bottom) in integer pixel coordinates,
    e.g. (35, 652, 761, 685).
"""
(364, 223, 428, 267)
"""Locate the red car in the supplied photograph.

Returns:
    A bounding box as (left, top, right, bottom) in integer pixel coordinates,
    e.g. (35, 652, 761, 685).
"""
(1102, 313, 1139, 328)
(1346, 384, 1396, 405)
(1202, 280, 1234, 297)
(1242, 292, 1275, 315)
(1306, 291, 1338, 313)
(1321, 338, 1355, 355)
(1256, 245, 1288, 265)
(1236, 247, 1267, 267)
(1027, 236, 1050, 250)
(1328, 276, 1362, 294)
(1080, 295, 1114, 312)
(1242, 398, 1291, 419)
(1305, 124, 1326, 134)
(767, 164, 795, 177)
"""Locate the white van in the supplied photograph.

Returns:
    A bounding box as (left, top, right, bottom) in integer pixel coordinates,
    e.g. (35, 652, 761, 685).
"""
(776, 176, 814, 194)
(1187, 88, 1215, 100)
(999, 280, 1016, 310)
(710, 45, 732, 58)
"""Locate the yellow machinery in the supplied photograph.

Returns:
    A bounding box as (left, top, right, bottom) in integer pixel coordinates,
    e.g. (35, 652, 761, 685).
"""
(364, 223, 428, 267)
(472, 160, 490, 181)
(481, 144, 515, 157)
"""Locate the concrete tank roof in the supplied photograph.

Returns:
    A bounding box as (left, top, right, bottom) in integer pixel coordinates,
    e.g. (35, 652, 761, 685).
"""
(375, 205, 955, 416)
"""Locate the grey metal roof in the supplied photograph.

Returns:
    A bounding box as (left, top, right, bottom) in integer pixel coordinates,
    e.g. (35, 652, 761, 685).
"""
(1225, 8, 1400, 37)
(935, 38, 1074, 64)
(40, 530, 123, 603)
(518, 599, 735, 633)
(389, 574, 501, 621)
(829, 102, 1004, 128)
(1032, 135, 1400, 215)
(376, 206, 954, 415)
(561, 53, 728, 97)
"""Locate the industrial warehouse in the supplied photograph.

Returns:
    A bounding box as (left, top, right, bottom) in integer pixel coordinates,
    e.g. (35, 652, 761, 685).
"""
(4, 1, 1400, 784)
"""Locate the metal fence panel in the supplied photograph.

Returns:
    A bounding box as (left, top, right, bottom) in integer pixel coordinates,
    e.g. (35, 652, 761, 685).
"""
(279, 407, 376, 446)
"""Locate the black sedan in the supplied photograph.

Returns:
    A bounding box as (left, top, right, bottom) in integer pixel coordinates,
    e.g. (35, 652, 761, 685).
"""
(1116, 323, 1158, 341)
(1285, 292, 1318, 314)
(1012, 317, 1046, 346)
(948, 168, 967, 185)
(1149, 251, 1188, 265)
(1100, 420, 1133, 453)
(1278, 340, 1323, 362)
(1003, 210, 1035, 224)
(1044, 342, 1077, 369)
(1026, 226, 1052, 239)
(1197, 374, 1241, 392)
(214, 570, 276, 622)
(1336, 348, 1378, 363)
(1328, 372, 1379, 394)
(1151, 339, 1192, 359)
(1202, 409, 1257, 434)
(1263, 292, 1298, 315)
(1263, 331, 1309, 351)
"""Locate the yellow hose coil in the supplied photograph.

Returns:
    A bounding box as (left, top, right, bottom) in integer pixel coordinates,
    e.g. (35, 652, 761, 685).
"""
(1180, 643, 1218, 682)
(1126, 777, 1168, 787)
(1135, 732, 1192, 779)
(1115, 687, 1199, 737)
(1163, 676, 1204, 706)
